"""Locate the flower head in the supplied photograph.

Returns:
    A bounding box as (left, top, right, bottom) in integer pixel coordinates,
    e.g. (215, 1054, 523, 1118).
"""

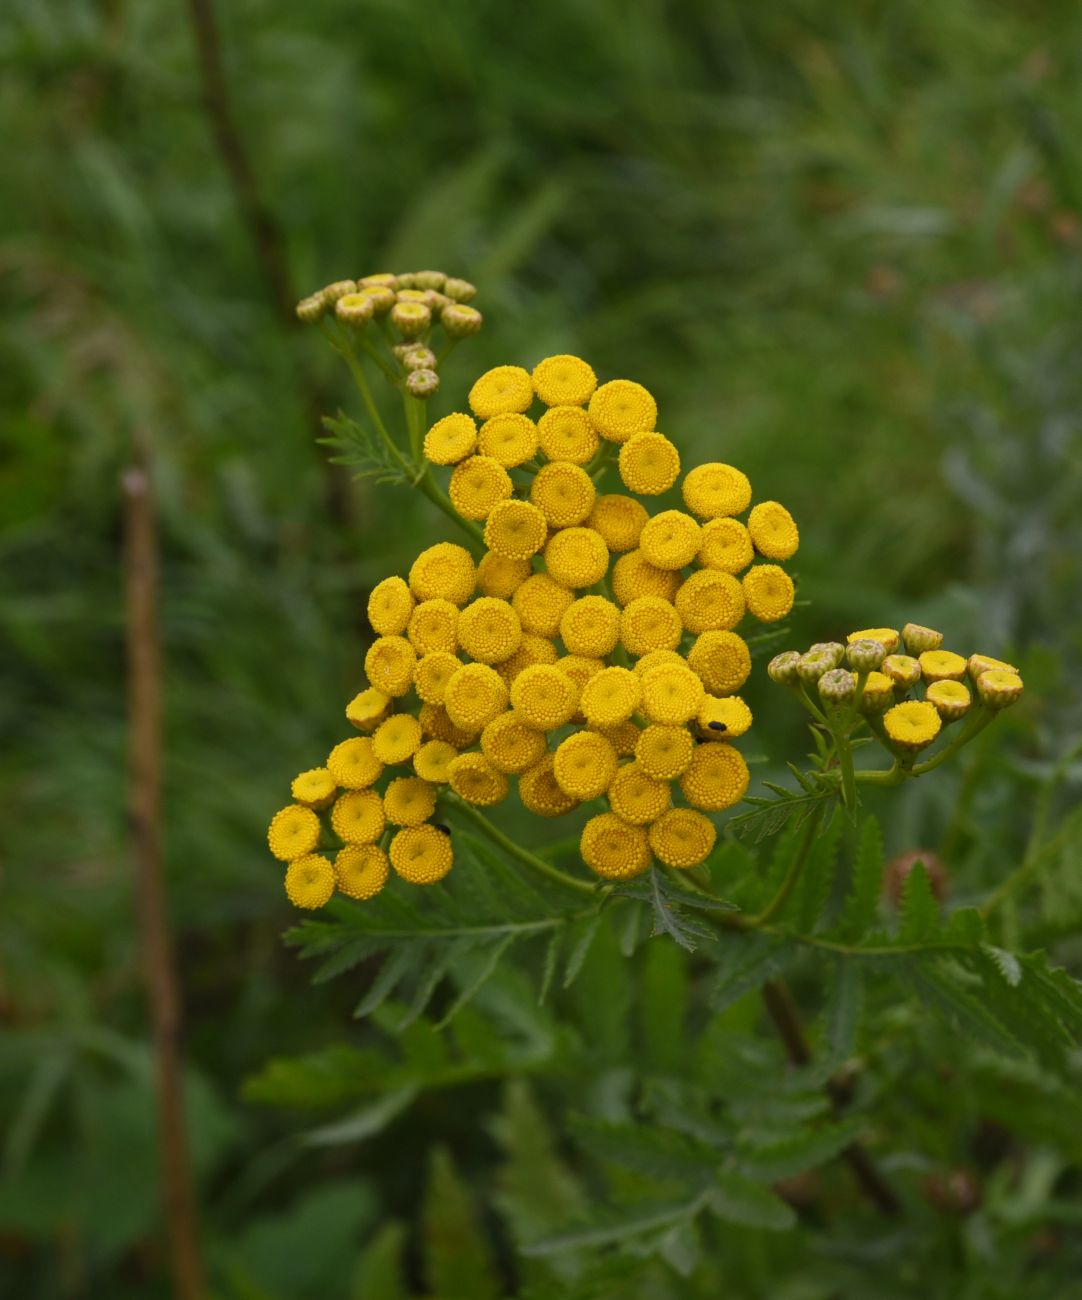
(675, 570, 744, 635)
(697, 694, 753, 739)
(368, 576, 415, 635)
(483, 499, 548, 561)
(687, 631, 751, 696)
(532, 354, 597, 407)
(611, 550, 681, 605)
(449, 457, 514, 521)
(327, 737, 383, 789)
(476, 551, 532, 599)
(424, 413, 477, 466)
(618, 432, 681, 496)
(588, 493, 648, 553)
(543, 527, 610, 589)
(478, 412, 539, 467)
(414, 650, 461, 704)
(580, 666, 642, 728)
(747, 501, 799, 561)
(511, 663, 580, 730)
(408, 542, 477, 604)
(519, 754, 579, 817)
(607, 761, 671, 825)
(448, 752, 510, 806)
(742, 565, 795, 623)
(619, 596, 683, 657)
(346, 687, 392, 731)
(649, 808, 716, 868)
(639, 510, 702, 570)
(580, 813, 651, 879)
(291, 768, 337, 810)
(902, 623, 944, 655)
(408, 599, 460, 656)
(384, 776, 438, 826)
(926, 679, 972, 722)
(560, 595, 621, 658)
(390, 825, 454, 884)
(414, 739, 458, 783)
(469, 365, 534, 419)
(285, 855, 336, 909)
(588, 379, 657, 444)
(444, 663, 509, 731)
(365, 636, 417, 697)
(331, 789, 386, 844)
(481, 711, 548, 774)
(884, 700, 942, 750)
(335, 845, 389, 901)
(919, 649, 968, 684)
(635, 724, 695, 780)
(697, 518, 754, 573)
(640, 661, 704, 726)
(679, 742, 749, 811)
(530, 462, 596, 528)
(512, 573, 575, 637)
(457, 597, 523, 664)
(372, 713, 424, 765)
(975, 668, 1024, 710)
(682, 463, 751, 520)
(553, 731, 619, 800)
(537, 406, 599, 464)
(268, 805, 321, 862)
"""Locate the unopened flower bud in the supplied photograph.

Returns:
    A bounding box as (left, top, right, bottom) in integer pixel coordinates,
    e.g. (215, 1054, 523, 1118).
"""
(359, 285, 395, 314)
(320, 279, 357, 305)
(818, 668, 856, 706)
(360, 273, 397, 288)
(413, 270, 447, 291)
(808, 642, 845, 669)
(882, 653, 921, 690)
(441, 303, 483, 338)
(295, 293, 326, 323)
(391, 301, 431, 338)
(768, 651, 801, 685)
(975, 669, 1024, 710)
(885, 849, 948, 906)
(403, 346, 437, 372)
(393, 272, 417, 289)
(798, 649, 835, 685)
(847, 638, 887, 672)
(427, 291, 453, 315)
(442, 276, 477, 302)
(848, 627, 899, 654)
(396, 288, 430, 304)
(968, 652, 1017, 680)
(857, 671, 894, 713)
(926, 679, 971, 722)
(406, 368, 440, 398)
(335, 292, 375, 328)
(902, 622, 944, 655)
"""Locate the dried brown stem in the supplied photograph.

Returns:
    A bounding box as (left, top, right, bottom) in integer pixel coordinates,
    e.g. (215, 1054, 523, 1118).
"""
(124, 441, 207, 1300)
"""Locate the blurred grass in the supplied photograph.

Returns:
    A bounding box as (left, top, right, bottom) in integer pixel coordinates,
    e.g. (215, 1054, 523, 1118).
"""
(1, 0, 1081, 1294)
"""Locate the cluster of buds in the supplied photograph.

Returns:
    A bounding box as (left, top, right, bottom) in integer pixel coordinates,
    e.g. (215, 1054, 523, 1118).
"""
(267, 354, 803, 908)
(294, 270, 482, 398)
(769, 622, 1024, 765)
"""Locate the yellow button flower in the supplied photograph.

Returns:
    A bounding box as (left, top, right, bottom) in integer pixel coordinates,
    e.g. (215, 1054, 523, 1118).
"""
(414, 651, 461, 704)
(588, 493, 648, 553)
(588, 379, 658, 444)
(635, 724, 695, 780)
(532, 354, 597, 407)
(682, 463, 752, 519)
(856, 671, 894, 714)
(560, 595, 621, 658)
(444, 662, 509, 732)
(674, 569, 745, 635)
(268, 804, 321, 862)
(697, 517, 754, 574)
(881, 654, 921, 690)
(847, 627, 900, 654)
(903, 623, 945, 655)
(607, 761, 671, 825)
(742, 564, 795, 623)
(580, 666, 641, 728)
(747, 501, 800, 561)
(519, 754, 579, 817)
(648, 808, 716, 868)
(330, 789, 385, 844)
(919, 649, 969, 683)
(633, 648, 686, 677)
(496, 633, 560, 685)
(510, 663, 580, 730)
(291, 768, 337, 810)
(327, 737, 384, 789)
(448, 455, 514, 522)
(553, 731, 619, 800)
(686, 630, 751, 696)
(580, 813, 651, 880)
(697, 694, 752, 739)
(384, 776, 438, 826)
(407, 599, 460, 656)
(478, 412, 539, 467)
(611, 549, 682, 605)
(555, 654, 606, 702)
(968, 652, 1017, 679)
(537, 406, 600, 464)
(679, 742, 749, 811)
(620, 595, 683, 657)
(408, 542, 477, 604)
(976, 668, 1024, 710)
(419, 702, 478, 749)
(883, 700, 942, 750)
(334, 844, 389, 901)
(543, 527, 610, 589)
(483, 499, 548, 561)
(476, 550, 532, 598)
(480, 711, 548, 774)
(367, 575, 415, 636)
(639, 510, 703, 570)
(413, 739, 458, 783)
(346, 687, 391, 731)
(423, 412, 477, 466)
(372, 713, 424, 765)
(618, 432, 681, 496)
(457, 596, 523, 664)
(468, 364, 534, 419)
(926, 679, 971, 722)
(530, 462, 596, 527)
(364, 635, 417, 697)
(449, 753, 510, 806)
(512, 573, 575, 637)
(640, 661, 705, 726)
(284, 854, 336, 909)
(390, 824, 454, 884)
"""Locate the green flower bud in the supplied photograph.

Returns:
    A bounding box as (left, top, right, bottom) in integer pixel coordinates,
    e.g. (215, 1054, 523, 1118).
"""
(808, 641, 845, 669)
(441, 303, 483, 338)
(393, 272, 417, 289)
(403, 346, 437, 372)
(359, 285, 395, 315)
(902, 622, 944, 655)
(443, 277, 477, 303)
(413, 270, 447, 291)
(360, 273, 397, 289)
(882, 653, 921, 690)
(391, 301, 431, 338)
(405, 368, 440, 398)
(975, 669, 1024, 710)
(847, 638, 887, 672)
(319, 279, 357, 306)
(295, 293, 326, 324)
(818, 668, 856, 706)
(798, 650, 835, 685)
(396, 288, 430, 304)
(427, 291, 453, 316)
(335, 293, 375, 328)
(767, 651, 801, 685)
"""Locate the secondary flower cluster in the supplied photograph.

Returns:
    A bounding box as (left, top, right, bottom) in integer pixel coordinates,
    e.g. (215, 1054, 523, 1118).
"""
(769, 623, 1024, 755)
(294, 269, 482, 397)
(267, 355, 801, 908)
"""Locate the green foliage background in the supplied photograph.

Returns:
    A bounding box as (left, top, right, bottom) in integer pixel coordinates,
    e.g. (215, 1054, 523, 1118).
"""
(2, 1, 1082, 1295)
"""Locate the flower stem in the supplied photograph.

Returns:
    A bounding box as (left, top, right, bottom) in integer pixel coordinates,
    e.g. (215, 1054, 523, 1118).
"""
(725, 801, 827, 929)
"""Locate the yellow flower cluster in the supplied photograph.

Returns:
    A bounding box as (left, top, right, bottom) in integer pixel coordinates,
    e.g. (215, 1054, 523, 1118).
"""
(268, 355, 801, 904)
(769, 622, 1025, 755)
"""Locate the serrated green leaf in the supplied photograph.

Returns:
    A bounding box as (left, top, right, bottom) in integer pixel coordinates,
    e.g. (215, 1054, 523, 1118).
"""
(899, 861, 940, 942)
(571, 1118, 719, 1183)
(735, 1117, 863, 1181)
(707, 1170, 796, 1231)
(822, 958, 862, 1067)
(563, 914, 602, 989)
(982, 944, 1023, 987)
(835, 816, 883, 942)
(712, 935, 797, 1011)
(422, 1147, 500, 1300)
(521, 1192, 711, 1255)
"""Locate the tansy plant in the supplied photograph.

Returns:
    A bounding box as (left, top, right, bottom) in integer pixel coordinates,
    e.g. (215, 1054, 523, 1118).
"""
(253, 269, 1081, 1252)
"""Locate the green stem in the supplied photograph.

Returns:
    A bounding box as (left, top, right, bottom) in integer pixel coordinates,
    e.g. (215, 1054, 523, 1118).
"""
(403, 393, 426, 463)
(416, 470, 485, 547)
(911, 708, 994, 776)
(726, 803, 827, 929)
(435, 337, 459, 366)
(443, 793, 600, 896)
(358, 335, 400, 384)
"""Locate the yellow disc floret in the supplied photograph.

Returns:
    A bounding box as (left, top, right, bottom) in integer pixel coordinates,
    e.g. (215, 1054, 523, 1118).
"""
(468, 365, 534, 419)
(639, 510, 703, 570)
(291, 768, 337, 810)
(532, 354, 597, 407)
(635, 724, 695, 780)
(560, 596, 621, 658)
(510, 663, 580, 730)
(698, 694, 752, 739)
(679, 742, 749, 811)
(618, 432, 681, 496)
(284, 854, 336, 909)
(483, 499, 548, 561)
(607, 761, 671, 825)
(588, 379, 657, 444)
(588, 494, 648, 553)
(390, 824, 454, 884)
(742, 565, 795, 623)
(457, 597, 523, 664)
(619, 596, 683, 657)
(327, 737, 384, 789)
(537, 406, 600, 464)
(480, 711, 547, 774)
(634, 648, 686, 677)
(580, 813, 651, 880)
(519, 754, 579, 817)
(476, 550, 532, 599)
(330, 789, 385, 844)
(448, 752, 510, 806)
(444, 662, 509, 732)
(610, 549, 682, 605)
(687, 630, 752, 695)
(649, 809, 716, 868)
(448, 456, 514, 521)
(675, 570, 745, 634)
(919, 649, 969, 683)
(334, 844, 389, 901)
(372, 713, 424, 765)
(364, 636, 417, 697)
(883, 700, 942, 750)
(580, 666, 642, 727)
(553, 731, 619, 800)
(640, 661, 705, 726)
(682, 463, 752, 520)
(926, 679, 972, 722)
(423, 412, 477, 466)
(976, 669, 1024, 710)
(407, 599, 460, 656)
(512, 573, 575, 637)
(747, 501, 800, 561)
(496, 633, 560, 685)
(383, 776, 438, 826)
(543, 527, 610, 589)
(530, 462, 596, 528)
(346, 687, 391, 731)
(367, 575, 415, 636)
(414, 651, 461, 704)
(408, 542, 477, 604)
(413, 739, 458, 783)
(697, 518, 754, 574)
(478, 412, 539, 467)
(268, 805, 321, 861)
(847, 628, 900, 654)
(419, 702, 478, 749)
